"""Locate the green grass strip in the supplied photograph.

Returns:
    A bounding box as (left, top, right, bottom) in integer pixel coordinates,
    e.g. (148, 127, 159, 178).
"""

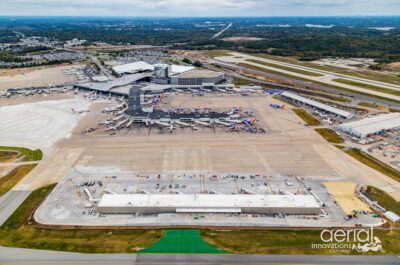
(139, 229, 226, 254)
(247, 59, 323, 77)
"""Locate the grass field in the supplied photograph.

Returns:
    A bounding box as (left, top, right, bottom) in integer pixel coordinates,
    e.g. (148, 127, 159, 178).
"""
(315, 128, 344, 144)
(239, 63, 314, 83)
(0, 164, 37, 197)
(334, 145, 346, 150)
(0, 184, 162, 253)
(0, 151, 19, 162)
(139, 229, 226, 254)
(246, 59, 323, 77)
(203, 50, 231, 58)
(254, 53, 400, 86)
(292, 108, 321, 126)
(0, 146, 43, 161)
(345, 148, 400, 183)
(232, 76, 253, 86)
(358, 102, 380, 108)
(201, 229, 400, 254)
(239, 63, 400, 104)
(332, 78, 400, 97)
(365, 186, 400, 216)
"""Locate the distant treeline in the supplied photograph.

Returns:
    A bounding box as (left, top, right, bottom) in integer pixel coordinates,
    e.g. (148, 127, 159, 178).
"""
(0, 17, 399, 62)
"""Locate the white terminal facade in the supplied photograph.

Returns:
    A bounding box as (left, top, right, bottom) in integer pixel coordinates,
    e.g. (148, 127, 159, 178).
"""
(281, 92, 354, 119)
(97, 194, 321, 215)
(339, 113, 400, 138)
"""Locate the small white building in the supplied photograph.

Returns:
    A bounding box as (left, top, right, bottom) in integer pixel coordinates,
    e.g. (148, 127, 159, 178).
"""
(384, 211, 400, 223)
(339, 113, 400, 138)
(97, 194, 321, 215)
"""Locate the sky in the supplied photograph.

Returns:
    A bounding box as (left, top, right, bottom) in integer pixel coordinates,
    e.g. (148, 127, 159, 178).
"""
(0, 0, 399, 17)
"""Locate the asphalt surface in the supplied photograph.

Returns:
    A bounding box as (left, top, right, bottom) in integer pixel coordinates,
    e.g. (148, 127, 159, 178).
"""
(0, 247, 399, 265)
(0, 190, 31, 226)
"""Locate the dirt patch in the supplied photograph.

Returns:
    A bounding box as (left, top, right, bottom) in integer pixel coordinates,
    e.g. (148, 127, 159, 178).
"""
(388, 62, 400, 69)
(324, 182, 370, 215)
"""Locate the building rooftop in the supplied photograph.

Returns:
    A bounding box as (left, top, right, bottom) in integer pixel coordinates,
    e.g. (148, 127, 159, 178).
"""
(282, 92, 353, 119)
(113, 61, 154, 75)
(174, 69, 224, 79)
(76, 73, 150, 92)
(340, 113, 400, 136)
(98, 194, 321, 209)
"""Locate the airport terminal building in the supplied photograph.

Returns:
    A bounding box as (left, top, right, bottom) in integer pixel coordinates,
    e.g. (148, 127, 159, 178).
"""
(170, 69, 226, 86)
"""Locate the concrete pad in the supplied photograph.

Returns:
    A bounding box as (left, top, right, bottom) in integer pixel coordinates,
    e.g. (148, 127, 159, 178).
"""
(0, 97, 91, 152)
(0, 65, 83, 91)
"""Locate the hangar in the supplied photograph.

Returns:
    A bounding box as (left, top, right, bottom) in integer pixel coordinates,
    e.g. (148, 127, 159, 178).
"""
(97, 194, 321, 215)
(339, 113, 400, 138)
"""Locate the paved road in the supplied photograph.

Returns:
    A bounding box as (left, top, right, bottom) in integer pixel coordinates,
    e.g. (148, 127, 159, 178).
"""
(212, 23, 232, 39)
(0, 247, 399, 265)
(0, 190, 31, 226)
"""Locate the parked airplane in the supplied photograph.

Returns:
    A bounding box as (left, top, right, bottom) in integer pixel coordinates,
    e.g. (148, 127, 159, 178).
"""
(99, 120, 114, 125)
(270, 104, 285, 109)
(105, 124, 122, 131)
(194, 120, 211, 127)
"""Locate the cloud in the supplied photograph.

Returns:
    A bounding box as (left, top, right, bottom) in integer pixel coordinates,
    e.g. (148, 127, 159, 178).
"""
(0, 0, 399, 16)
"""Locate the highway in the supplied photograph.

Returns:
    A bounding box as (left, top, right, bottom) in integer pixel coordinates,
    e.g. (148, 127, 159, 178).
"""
(0, 247, 399, 265)
(212, 23, 232, 39)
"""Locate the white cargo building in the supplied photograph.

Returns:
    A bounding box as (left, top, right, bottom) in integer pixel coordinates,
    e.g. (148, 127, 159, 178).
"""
(338, 113, 400, 138)
(281, 92, 354, 119)
(97, 194, 321, 215)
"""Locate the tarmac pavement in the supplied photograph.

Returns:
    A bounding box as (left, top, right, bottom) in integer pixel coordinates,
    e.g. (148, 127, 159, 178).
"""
(0, 247, 399, 265)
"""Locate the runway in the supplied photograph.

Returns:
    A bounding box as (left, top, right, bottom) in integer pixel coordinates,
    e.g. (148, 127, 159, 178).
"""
(214, 52, 400, 102)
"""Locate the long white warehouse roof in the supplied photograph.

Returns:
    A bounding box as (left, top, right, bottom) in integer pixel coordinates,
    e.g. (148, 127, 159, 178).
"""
(339, 113, 400, 137)
(98, 194, 320, 209)
(281, 92, 353, 119)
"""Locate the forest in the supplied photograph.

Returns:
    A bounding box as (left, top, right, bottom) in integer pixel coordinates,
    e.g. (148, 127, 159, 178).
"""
(0, 16, 399, 62)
